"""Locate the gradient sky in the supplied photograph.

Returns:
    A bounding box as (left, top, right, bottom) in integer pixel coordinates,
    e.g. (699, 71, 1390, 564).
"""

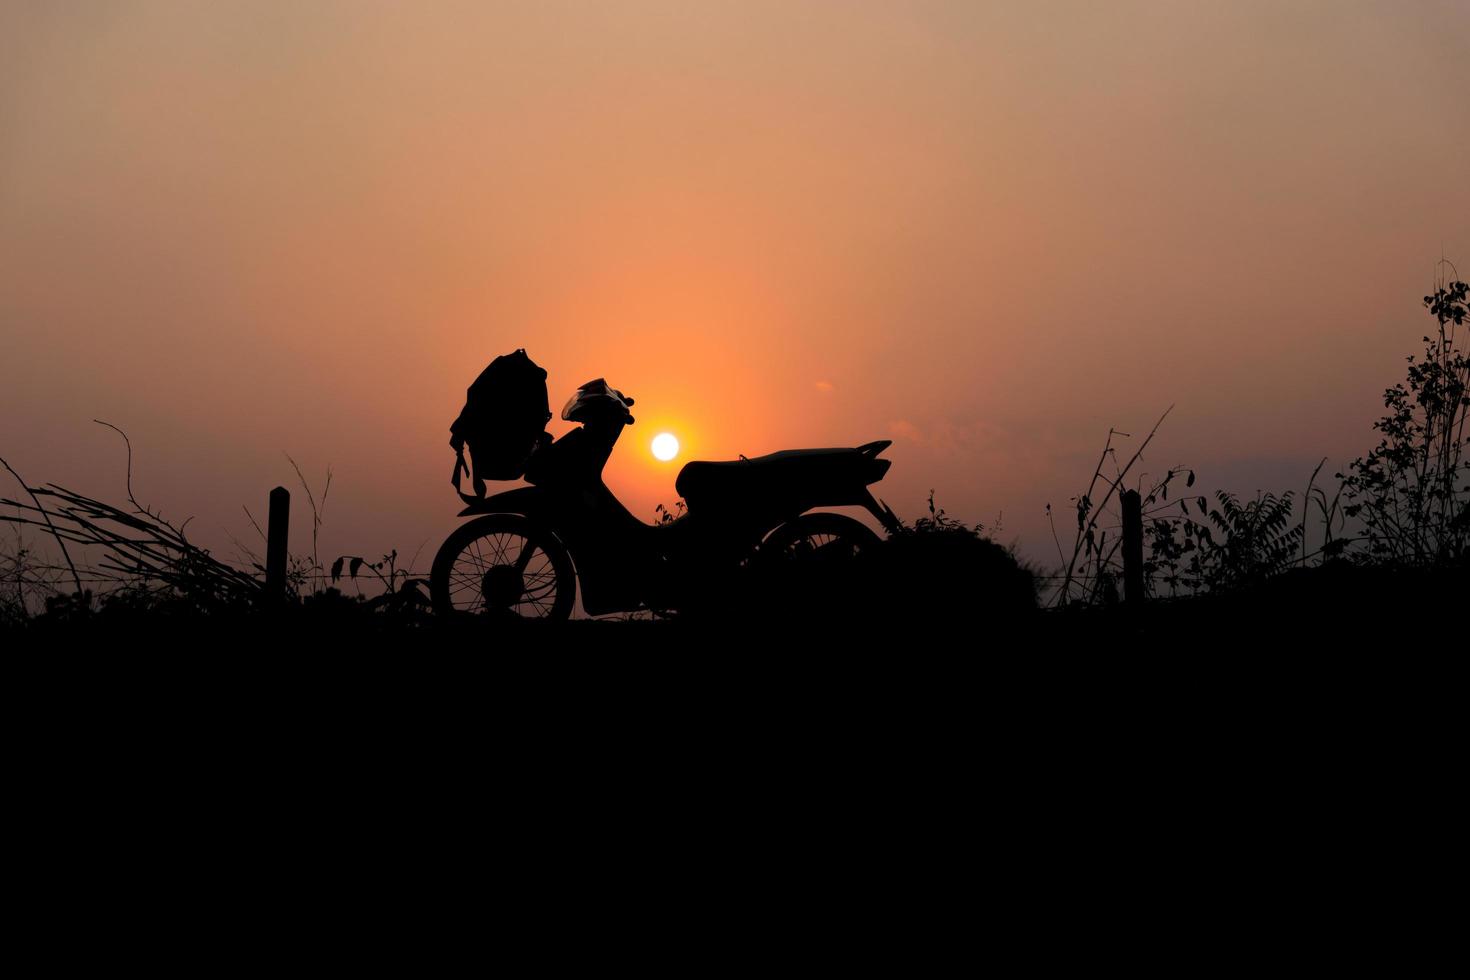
(3, 1, 1467, 577)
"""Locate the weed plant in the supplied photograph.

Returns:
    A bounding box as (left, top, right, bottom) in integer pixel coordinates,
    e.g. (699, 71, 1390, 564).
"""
(1340, 273, 1469, 565)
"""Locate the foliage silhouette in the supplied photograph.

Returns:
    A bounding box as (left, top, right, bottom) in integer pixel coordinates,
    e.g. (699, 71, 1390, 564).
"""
(0, 437, 261, 618)
(654, 500, 687, 526)
(1054, 268, 1467, 608)
(762, 491, 1038, 624)
(1049, 409, 1173, 606)
(330, 548, 431, 614)
(874, 491, 1038, 619)
(1143, 490, 1303, 596)
(1, 530, 58, 625)
(1340, 273, 1469, 565)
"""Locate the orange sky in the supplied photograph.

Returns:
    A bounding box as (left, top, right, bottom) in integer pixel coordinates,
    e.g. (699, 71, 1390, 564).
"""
(2, 1, 1468, 575)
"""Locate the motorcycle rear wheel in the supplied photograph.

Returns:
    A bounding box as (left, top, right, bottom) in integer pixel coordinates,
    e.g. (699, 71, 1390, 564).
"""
(758, 512, 882, 565)
(430, 514, 576, 621)
(749, 513, 884, 617)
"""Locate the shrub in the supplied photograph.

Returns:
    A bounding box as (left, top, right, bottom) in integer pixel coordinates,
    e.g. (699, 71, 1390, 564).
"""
(1340, 276, 1470, 565)
(858, 492, 1038, 620)
(1143, 489, 1303, 596)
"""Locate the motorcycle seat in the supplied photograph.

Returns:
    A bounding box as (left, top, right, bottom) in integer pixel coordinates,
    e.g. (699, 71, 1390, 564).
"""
(675, 442, 890, 504)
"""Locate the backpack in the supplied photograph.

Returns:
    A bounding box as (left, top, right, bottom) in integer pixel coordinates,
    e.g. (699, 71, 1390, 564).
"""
(449, 349, 552, 502)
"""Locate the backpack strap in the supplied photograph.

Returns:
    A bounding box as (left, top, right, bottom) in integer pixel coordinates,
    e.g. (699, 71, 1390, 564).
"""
(449, 432, 484, 505)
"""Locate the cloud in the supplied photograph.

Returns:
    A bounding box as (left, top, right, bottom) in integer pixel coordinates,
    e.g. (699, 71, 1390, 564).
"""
(888, 418, 1008, 454)
(814, 381, 834, 394)
(888, 417, 1051, 476)
(889, 419, 924, 442)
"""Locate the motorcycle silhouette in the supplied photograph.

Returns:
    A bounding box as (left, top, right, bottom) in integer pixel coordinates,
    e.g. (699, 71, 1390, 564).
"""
(429, 378, 901, 620)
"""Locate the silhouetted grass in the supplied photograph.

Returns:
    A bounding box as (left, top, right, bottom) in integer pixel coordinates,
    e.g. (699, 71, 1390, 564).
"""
(1049, 271, 1469, 610)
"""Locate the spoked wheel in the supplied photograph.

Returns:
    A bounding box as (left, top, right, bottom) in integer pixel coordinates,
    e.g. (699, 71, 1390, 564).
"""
(749, 513, 883, 618)
(430, 514, 576, 621)
(759, 512, 883, 566)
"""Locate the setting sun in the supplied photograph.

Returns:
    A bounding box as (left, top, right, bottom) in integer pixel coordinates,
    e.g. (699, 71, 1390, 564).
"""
(652, 433, 680, 462)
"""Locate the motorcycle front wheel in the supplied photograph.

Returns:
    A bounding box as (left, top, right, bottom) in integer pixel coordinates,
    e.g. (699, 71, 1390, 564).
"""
(430, 514, 576, 621)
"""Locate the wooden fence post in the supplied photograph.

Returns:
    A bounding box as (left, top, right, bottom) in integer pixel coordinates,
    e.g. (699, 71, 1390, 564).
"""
(1122, 489, 1143, 603)
(266, 486, 289, 600)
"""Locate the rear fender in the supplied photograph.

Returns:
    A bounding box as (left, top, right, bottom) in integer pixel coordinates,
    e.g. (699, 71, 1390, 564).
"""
(855, 443, 899, 532)
(857, 440, 893, 484)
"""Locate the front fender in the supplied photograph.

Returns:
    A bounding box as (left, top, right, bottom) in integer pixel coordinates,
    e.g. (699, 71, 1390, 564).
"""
(457, 485, 545, 517)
